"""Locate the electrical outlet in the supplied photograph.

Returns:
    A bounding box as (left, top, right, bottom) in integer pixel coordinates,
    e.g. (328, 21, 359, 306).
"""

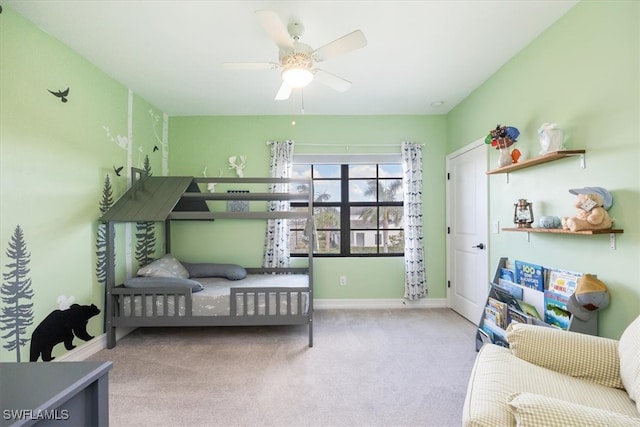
(339, 276, 347, 286)
(492, 220, 500, 234)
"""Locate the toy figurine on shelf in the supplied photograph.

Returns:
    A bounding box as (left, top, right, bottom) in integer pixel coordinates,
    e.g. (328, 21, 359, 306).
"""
(485, 124, 520, 168)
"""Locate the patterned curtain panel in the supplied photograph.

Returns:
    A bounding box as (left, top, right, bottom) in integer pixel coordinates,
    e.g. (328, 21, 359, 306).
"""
(401, 142, 427, 300)
(263, 140, 294, 268)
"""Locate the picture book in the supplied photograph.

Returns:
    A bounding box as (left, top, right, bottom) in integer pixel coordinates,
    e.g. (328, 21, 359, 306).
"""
(487, 297, 508, 329)
(496, 279, 524, 300)
(507, 307, 530, 325)
(546, 267, 582, 297)
(490, 286, 523, 312)
(516, 299, 542, 320)
(481, 320, 508, 347)
(515, 260, 545, 291)
(499, 267, 516, 283)
(544, 290, 571, 330)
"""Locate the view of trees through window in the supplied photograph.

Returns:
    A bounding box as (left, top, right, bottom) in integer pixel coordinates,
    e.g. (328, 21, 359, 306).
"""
(290, 163, 404, 256)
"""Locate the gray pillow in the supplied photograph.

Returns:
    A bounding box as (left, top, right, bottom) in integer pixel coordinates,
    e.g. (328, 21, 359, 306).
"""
(181, 262, 247, 280)
(123, 276, 204, 293)
(137, 254, 189, 279)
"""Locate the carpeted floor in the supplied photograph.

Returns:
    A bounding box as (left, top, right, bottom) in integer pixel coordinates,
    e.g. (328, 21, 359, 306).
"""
(87, 308, 478, 427)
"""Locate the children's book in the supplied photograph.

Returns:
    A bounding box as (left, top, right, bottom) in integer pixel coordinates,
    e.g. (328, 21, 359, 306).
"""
(515, 260, 545, 291)
(546, 267, 582, 297)
(544, 290, 571, 330)
(516, 299, 542, 320)
(487, 297, 508, 329)
(507, 307, 530, 325)
(499, 267, 516, 283)
(496, 279, 524, 300)
(481, 320, 509, 347)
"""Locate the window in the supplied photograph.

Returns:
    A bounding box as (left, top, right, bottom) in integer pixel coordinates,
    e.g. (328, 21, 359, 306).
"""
(290, 160, 404, 257)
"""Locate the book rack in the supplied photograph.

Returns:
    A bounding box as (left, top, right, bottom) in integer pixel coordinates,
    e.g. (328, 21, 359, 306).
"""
(475, 257, 598, 351)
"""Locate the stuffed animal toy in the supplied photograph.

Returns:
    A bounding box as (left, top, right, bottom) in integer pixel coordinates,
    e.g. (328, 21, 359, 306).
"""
(561, 187, 613, 232)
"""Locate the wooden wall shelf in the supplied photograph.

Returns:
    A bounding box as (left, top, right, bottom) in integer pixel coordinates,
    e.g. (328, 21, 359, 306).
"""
(502, 227, 623, 235)
(487, 150, 586, 175)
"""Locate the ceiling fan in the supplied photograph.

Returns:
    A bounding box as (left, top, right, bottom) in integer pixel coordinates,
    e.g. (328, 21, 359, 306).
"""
(224, 10, 367, 100)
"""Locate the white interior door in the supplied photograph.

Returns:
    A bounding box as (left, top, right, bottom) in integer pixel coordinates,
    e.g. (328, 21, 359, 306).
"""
(446, 139, 489, 324)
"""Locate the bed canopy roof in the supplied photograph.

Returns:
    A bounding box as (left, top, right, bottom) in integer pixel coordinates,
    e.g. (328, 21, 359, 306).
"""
(99, 175, 209, 223)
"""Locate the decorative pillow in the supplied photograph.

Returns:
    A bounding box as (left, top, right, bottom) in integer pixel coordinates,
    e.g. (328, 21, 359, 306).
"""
(618, 314, 640, 411)
(506, 392, 640, 427)
(137, 254, 189, 279)
(181, 262, 247, 280)
(123, 276, 204, 293)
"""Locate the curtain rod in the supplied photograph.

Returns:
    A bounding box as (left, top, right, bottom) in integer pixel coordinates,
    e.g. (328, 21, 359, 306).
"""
(265, 142, 425, 147)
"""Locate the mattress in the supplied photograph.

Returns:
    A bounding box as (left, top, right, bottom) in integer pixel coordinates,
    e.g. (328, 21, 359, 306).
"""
(120, 274, 309, 317)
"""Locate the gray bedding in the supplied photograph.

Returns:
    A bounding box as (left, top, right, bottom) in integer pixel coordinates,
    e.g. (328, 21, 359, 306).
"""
(122, 274, 309, 317)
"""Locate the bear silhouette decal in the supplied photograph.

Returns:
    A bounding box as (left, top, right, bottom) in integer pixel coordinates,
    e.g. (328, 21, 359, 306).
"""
(30, 304, 100, 362)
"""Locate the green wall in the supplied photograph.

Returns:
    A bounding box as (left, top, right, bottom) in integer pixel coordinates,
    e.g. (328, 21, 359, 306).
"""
(447, 0, 640, 339)
(167, 115, 448, 300)
(0, 7, 165, 362)
(1, 0, 637, 366)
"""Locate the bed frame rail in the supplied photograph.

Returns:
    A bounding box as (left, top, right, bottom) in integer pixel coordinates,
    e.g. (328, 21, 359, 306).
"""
(111, 286, 193, 323)
(230, 286, 309, 318)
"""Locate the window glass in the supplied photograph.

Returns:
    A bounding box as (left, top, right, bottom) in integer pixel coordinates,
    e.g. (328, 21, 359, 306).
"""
(348, 180, 376, 202)
(350, 206, 377, 229)
(290, 161, 404, 257)
(313, 164, 340, 178)
(348, 164, 377, 178)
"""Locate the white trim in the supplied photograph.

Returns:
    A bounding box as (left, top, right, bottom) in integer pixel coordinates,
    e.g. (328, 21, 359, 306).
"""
(314, 298, 447, 310)
(55, 327, 135, 362)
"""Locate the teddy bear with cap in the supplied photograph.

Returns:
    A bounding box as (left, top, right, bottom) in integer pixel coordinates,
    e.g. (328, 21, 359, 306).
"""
(561, 187, 613, 232)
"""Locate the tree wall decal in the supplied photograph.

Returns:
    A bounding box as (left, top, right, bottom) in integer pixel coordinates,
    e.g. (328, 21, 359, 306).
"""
(95, 174, 114, 285)
(135, 155, 156, 266)
(0, 225, 34, 362)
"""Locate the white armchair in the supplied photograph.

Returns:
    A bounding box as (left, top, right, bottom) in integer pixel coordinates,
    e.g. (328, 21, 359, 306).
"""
(463, 315, 640, 426)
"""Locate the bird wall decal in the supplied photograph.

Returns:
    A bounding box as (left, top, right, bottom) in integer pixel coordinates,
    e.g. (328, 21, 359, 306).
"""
(48, 88, 69, 102)
(113, 166, 123, 176)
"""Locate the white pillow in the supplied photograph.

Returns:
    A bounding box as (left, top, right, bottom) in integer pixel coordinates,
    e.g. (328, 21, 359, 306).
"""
(137, 254, 189, 279)
(619, 314, 640, 412)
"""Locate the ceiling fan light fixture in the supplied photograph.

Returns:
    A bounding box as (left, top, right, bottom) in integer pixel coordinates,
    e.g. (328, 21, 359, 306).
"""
(282, 67, 314, 88)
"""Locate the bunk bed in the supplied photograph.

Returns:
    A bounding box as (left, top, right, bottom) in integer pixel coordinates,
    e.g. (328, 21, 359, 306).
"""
(100, 169, 314, 348)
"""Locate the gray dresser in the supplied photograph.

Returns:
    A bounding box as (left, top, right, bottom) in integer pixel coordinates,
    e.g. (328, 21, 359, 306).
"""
(1, 361, 112, 427)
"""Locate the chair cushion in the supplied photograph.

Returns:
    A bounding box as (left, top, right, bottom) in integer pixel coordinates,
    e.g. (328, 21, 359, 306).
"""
(462, 344, 638, 426)
(506, 392, 640, 427)
(506, 323, 623, 389)
(619, 315, 640, 412)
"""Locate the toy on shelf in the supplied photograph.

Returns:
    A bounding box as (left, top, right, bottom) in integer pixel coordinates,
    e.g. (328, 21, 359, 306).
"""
(561, 187, 613, 232)
(485, 124, 520, 168)
(537, 122, 565, 155)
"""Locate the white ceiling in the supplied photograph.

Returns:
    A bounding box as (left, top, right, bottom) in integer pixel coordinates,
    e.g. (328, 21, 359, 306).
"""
(7, 0, 578, 116)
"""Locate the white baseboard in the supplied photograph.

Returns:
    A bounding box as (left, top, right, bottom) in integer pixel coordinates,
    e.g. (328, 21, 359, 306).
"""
(55, 327, 135, 362)
(314, 298, 447, 310)
(55, 300, 447, 361)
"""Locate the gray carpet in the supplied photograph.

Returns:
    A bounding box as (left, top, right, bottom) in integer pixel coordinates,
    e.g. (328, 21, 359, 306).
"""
(87, 308, 478, 427)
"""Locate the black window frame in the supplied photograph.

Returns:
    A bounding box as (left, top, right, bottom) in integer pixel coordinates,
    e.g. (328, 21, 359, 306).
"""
(291, 163, 404, 258)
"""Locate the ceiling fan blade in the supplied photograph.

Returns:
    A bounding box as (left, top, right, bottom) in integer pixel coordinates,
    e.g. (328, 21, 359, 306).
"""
(314, 69, 352, 92)
(222, 62, 279, 70)
(275, 81, 293, 100)
(312, 30, 367, 62)
(255, 10, 294, 51)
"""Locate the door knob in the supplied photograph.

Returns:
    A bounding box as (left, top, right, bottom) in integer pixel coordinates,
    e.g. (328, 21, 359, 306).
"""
(472, 243, 485, 250)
